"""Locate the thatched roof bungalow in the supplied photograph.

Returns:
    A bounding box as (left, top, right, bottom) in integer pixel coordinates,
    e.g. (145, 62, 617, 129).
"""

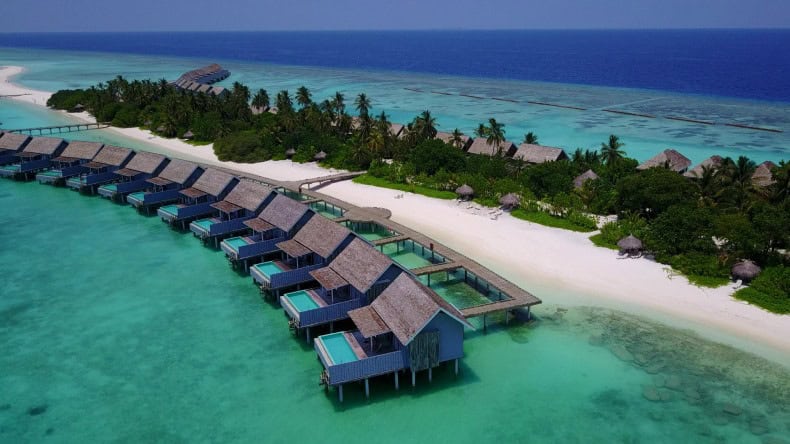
(455, 184, 474, 200)
(157, 168, 239, 225)
(466, 138, 517, 157)
(637, 149, 692, 173)
(0, 136, 67, 179)
(617, 235, 643, 257)
(752, 161, 777, 187)
(37, 141, 105, 185)
(190, 180, 276, 242)
(573, 169, 599, 189)
(128, 159, 205, 211)
(499, 193, 520, 209)
(97, 151, 169, 200)
(389, 123, 405, 138)
(514, 143, 568, 164)
(314, 150, 327, 161)
(435, 131, 472, 151)
(0, 133, 32, 166)
(684, 155, 724, 179)
(731, 259, 761, 283)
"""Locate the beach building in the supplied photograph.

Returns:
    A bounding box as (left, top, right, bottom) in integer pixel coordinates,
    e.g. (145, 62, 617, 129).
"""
(0, 132, 31, 166)
(573, 169, 600, 189)
(189, 180, 276, 246)
(157, 168, 239, 229)
(0, 136, 67, 180)
(637, 149, 692, 173)
(389, 123, 405, 138)
(315, 273, 472, 401)
(466, 138, 517, 157)
(96, 151, 169, 201)
(752, 161, 777, 187)
(435, 131, 472, 151)
(197, 84, 212, 94)
(126, 159, 204, 214)
(514, 143, 569, 164)
(281, 238, 404, 341)
(220, 193, 315, 270)
(209, 86, 228, 97)
(65, 145, 134, 193)
(250, 214, 356, 299)
(172, 64, 230, 87)
(684, 155, 724, 179)
(36, 141, 104, 186)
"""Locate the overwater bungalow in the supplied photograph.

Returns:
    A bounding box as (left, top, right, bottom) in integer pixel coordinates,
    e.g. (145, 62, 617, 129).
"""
(573, 169, 599, 189)
(189, 180, 276, 246)
(210, 86, 228, 97)
(466, 138, 517, 157)
(637, 149, 692, 173)
(97, 151, 169, 201)
(435, 131, 472, 151)
(684, 155, 724, 179)
(173, 64, 230, 86)
(220, 193, 315, 269)
(752, 161, 777, 187)
(513, 143, 569, 164)
(315, 273, 472, 402)
(65, 145, 134, 193)
(157, 168, 239, 229)
(250, 214, 355, 298)
(36, 141, 104, 186)
(281, 238, 404, 340)
(0, 136, 67, 180)
(0, 132, 31, 166)
(126, 159, 204, 214)
(197, 84, 212, 94)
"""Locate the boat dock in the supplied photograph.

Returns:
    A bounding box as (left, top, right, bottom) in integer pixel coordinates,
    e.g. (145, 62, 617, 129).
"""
(7, 122, 111, 136)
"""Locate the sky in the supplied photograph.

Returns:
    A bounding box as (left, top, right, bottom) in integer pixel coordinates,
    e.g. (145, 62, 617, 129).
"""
(1, 0, 789, 32)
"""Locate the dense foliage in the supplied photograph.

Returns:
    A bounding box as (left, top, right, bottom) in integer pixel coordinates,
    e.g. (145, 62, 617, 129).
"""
(49, 77, 789, 305)
(734, 266, 790, 313)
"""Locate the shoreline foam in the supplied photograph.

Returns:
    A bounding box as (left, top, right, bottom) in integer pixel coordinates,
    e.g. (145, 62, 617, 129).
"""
(1, 65, 788, 365)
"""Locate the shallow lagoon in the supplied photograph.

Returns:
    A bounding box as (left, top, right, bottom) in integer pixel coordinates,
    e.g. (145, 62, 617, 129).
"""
(1, 180, 789, 443)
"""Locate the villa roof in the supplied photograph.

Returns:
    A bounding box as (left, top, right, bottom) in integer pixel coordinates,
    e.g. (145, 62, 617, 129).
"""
(146, 177, 173, 187)
(0, 133, 30, 151)
(361, 274, 471, 344)
(514, 143, 568, 163)
(51, 156, 80, 163)
(573, 169, 600, 189)
(222, 180, 273, 212)
(466, 138, 516, 156)
(732, 259, 761, 281)
(257, 194, 311, 232)
(59, 141, 104, 160)
(179, 187, 208, 199)
(123, 151, 167, 174)
(93, 145, 133, 167)
(158, 159, 201, 184)
(309, 267, 349, 291)
(637, 149, 692, 173)
(82, 161, 110, 169)
(752, 161, 777, 187)
(192, 168, 236, 196)
(197, 84, 212, 93)
(617, 235, 643, 251)
(243, 218, 275, 233)
(292, 214, 352, 259)
(276, 239, 312, 258)
(499, 193, 520, 208)
(115, 168, 144, 177)
(23, 136, 65, 155)
(435, 131, 470, 147)
(324, 238, 396, 293)
(348, 306, 391, 338)
(210, 86, 226, 96)
(211, 200, 242, 213)
(389, 123, 405, 138)
(684, 155, 724, 178)
(455, 184, 474, 197)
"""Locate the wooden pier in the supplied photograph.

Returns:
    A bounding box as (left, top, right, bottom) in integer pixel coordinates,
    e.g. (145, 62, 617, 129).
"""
(7, 122, 110, 136)
(295, 171, 366, 190)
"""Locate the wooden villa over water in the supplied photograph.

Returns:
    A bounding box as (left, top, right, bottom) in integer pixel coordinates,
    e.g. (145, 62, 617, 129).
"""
(173, 64, 230, 87)
(466, 138, 517, 157)
(514, 143, 569, 164)
(0, 132, 31, 166)
(126, 159, 204, 214)
(220, 193, 315, 270)
(281, 238, 404, 342)
(36, 141, 104, 186)
(250, 214, 355, 299)
(315, 273, 472, 402)
(637, 149, 692, 173)
(189, 180, 276, 246)
(66, 145, 134, 193)
(97, 151, 169, 201)
(157, 168, 238, 229)
(0, 136, 67, 180)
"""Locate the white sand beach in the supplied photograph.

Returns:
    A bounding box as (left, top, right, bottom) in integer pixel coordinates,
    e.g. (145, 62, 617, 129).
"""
(2, 65, 788, 362)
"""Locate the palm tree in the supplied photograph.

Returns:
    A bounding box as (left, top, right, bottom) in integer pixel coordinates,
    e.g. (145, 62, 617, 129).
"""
(296, 86, 312, 109)
(486, 118, 506, 154)
(275, 90, 294, 114)
(523, 132, 539, 145)
(600, 135, 626, 166)
(355, 93, 371, 118)
(416, 110, 438, 139)
(450, 128, 466, 149)
(332, 92, 346, 116)
(720, 156, 757, 211)
(474, 123, 488, 138)
(252, 89, 269, 110)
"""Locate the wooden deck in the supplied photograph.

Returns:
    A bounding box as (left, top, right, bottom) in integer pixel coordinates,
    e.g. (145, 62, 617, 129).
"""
(7, 122, 110, 135)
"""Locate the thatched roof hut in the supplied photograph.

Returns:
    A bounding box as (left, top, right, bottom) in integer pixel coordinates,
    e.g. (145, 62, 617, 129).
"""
(314, 150, 327, 161)
(499, 193, 520, 209)
(285, 148, 296, 158)
(250, 194, 310, 233)
(752, 161, 777, 187)
(122, 151, 168, 174)
(312, 238, 396, 293)
(684, 155, 724, 178)
(22, 136, 67, 155)
(637, 149, 692, 173)
(90, 145, 134, 167)
(435, 131, 472, 150)
(573, 169, 599, 189)
(190, 168, 237, 197)
(731, 260, 761, 283)
(455, 184, 474, 200)
(292, 213, 353, 259)
(466, 138, 517, 157)
(156, 159, 202, 185)
(514, 143, 569, 164)
(617, 235, 643, 256)
(71, 103, 85, 112)
(0, 132, 30, 152)
(182, 130, 194, 140)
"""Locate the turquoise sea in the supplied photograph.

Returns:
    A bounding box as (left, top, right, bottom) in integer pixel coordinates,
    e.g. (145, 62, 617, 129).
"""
(1, 180, 789, 443)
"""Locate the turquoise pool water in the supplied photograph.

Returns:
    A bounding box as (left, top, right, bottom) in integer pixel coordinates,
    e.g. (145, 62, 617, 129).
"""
(158, 204, 179, 216)
(37, 170, 62, 177)
(319, 332, 360, 365)
(127, 191, 146, 202)
(283, 290, 320, 312)
(380, 241, 443, 269)
(2, 174, 790, 443)
(420, 276, 492, 310)
(0, 164, 21, 172)
(192, 218, 215, 231)
(308, 201, 343, 219)
(253, 261, 284, 279)
(99, 184, 117, 192)
(344, 221, 397, 242)
(223, 236, 250, 251)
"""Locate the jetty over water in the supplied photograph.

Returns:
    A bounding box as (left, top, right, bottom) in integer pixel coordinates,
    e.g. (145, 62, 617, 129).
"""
(172, 64, 230, 96)
(7, 122, 110, 136)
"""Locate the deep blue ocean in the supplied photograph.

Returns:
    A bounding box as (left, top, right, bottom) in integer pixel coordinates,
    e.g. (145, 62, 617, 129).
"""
(1, 30, 789, 102)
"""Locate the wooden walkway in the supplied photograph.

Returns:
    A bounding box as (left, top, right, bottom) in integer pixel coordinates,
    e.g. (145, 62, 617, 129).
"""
(8, 122, 110, 135)
(292, 171, 366, 190)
